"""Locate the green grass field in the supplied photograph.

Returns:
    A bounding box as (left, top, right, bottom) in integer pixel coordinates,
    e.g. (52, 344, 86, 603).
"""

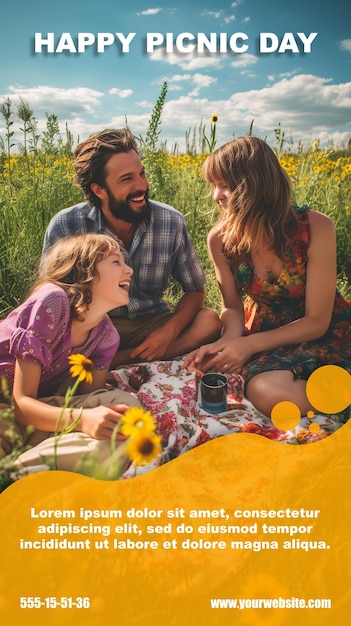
(1, 84, 351, 316)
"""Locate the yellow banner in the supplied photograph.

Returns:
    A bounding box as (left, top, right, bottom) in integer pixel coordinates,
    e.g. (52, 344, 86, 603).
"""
(1, 418, 350, 625)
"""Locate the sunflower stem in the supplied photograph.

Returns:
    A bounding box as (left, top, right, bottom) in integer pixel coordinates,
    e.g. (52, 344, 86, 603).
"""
(53, 375, 82, 470)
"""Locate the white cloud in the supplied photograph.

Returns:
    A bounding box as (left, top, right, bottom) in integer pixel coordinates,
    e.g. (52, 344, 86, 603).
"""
(109, 113, 151, 133)
(109, 88, 133, 98)
(240, 71, 257, 78)
(5, 85, 103, 116)
(201, 10, 223, 19)
(137, 8, 162, 16)
(192, 73, 217, 88)
(161, 95, 212, 129)
(135, 100, 154, 108)
(340, 39, 351, 53)
(181, 56, 223, 71)
(227, 75, 351, 137)
(201, 9, 236, 24)
(156, 74, 351, 150)
(168, 74, 192, 82)
(268, 69, 302, 82)
(165, 72, 218, 96)
(312, 129, 351, 147)
(167, 72, 216, 95)
(230, 53, 259, 68)
(0, 86, 106, 148)
(59, 116, 104, 140)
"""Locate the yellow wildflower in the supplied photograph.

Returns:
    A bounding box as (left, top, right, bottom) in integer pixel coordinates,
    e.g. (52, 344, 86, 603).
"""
(120, 407, 156, 437)
(127, 431, 162, 465)
(211, 114, 218, 123)
(68, 354, 93, 384)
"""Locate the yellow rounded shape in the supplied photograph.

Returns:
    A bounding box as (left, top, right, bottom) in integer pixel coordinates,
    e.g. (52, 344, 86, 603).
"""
(306, 365, 351, 414)
(271, 401, 301, 431)
(307, 410, 315, 419)
(309, 422, 320, 434)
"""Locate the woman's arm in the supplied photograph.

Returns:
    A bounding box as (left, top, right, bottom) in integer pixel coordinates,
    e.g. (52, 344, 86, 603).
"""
(184, 226, 244, 370)
(12, 359, 129, 440)
(208, 225, 245, 338)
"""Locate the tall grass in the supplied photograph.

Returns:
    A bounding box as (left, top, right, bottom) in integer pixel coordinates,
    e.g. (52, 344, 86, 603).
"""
(1, 94, 351, 318)
(280, 144, 351, 289)
(0, 152, 83, 316)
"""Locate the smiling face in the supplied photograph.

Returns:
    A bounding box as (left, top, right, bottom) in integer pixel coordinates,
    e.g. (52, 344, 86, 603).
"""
(92, 150, 150, 224)
(212, 179, 231, 208)
(91, 250, 133, 311)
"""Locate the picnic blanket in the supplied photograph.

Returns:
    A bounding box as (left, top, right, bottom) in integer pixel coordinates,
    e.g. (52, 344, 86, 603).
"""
(110, 357, 347, 479)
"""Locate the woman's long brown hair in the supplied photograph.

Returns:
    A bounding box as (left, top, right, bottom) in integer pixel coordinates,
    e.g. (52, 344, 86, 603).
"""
(203, 136, 298, 257)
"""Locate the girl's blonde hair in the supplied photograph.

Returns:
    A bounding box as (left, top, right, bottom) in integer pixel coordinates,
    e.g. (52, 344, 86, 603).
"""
(33, 234, 122, 320)
(203, 136, 298, 257)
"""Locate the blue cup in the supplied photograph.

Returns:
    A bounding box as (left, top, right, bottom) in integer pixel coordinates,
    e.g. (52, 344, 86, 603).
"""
(200, 373, 227, 414)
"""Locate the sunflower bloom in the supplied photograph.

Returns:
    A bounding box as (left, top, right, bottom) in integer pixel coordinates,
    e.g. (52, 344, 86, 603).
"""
(68, 354, 93, 384)
(127, 431, 162, 465)
(120, 407, 156, 437)
(211, 114, 218, 123)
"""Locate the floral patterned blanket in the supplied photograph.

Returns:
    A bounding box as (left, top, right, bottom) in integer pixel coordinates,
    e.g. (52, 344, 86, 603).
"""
(110, 357, 346, 478)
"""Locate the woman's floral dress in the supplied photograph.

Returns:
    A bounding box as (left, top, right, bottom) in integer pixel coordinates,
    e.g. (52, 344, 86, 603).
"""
(223, 207, 351, 383)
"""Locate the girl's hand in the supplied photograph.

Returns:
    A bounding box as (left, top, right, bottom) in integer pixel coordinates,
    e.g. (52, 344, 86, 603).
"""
(78, 404, 131, 440)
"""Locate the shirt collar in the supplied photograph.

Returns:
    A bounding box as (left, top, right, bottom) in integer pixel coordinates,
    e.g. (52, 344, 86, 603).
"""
(87, 205, 105, 231)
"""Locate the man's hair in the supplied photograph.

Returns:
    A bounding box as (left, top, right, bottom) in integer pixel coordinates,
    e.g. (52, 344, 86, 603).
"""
(73, 129, 139, 207)
(33, 233, 121, 320)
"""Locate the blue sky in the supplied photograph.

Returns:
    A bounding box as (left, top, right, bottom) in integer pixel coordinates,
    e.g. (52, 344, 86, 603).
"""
(1, 0, 350, 151)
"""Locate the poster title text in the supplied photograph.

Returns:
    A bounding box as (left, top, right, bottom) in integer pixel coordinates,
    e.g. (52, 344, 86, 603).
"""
(33, 32, 318, 55)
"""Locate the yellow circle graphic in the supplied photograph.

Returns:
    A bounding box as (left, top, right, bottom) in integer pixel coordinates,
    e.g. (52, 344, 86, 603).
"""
(308, 422, 320, 434)
(271, 401, 301, 431)
(306, 365, 351, 414)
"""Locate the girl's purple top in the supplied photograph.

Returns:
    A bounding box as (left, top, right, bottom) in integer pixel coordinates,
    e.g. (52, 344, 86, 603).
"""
(0, 283, 120, 397)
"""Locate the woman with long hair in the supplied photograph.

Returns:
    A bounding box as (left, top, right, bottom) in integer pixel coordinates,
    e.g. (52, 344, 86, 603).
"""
(185, 136, 351, 416)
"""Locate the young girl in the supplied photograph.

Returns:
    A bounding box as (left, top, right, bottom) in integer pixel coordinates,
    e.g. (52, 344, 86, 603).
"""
(185, 136, 351, 416)
(0, 233, 140, 470)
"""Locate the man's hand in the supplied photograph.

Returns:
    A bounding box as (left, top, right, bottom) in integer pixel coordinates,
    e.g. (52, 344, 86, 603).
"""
(129, 325, 177, 362)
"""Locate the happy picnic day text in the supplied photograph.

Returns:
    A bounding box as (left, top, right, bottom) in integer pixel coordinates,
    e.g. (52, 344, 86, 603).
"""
(33, 32, 318, 55)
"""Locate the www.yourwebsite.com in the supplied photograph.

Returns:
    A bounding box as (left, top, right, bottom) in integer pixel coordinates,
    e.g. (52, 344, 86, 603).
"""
(210, 597, 332, 610)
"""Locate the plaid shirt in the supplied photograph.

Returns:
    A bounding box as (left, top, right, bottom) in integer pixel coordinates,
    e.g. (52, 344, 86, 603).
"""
(43, 200, 206, 319)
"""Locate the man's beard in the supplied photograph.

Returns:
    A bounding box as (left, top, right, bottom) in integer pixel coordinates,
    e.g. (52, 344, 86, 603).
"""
(106, 187, 150, 224)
